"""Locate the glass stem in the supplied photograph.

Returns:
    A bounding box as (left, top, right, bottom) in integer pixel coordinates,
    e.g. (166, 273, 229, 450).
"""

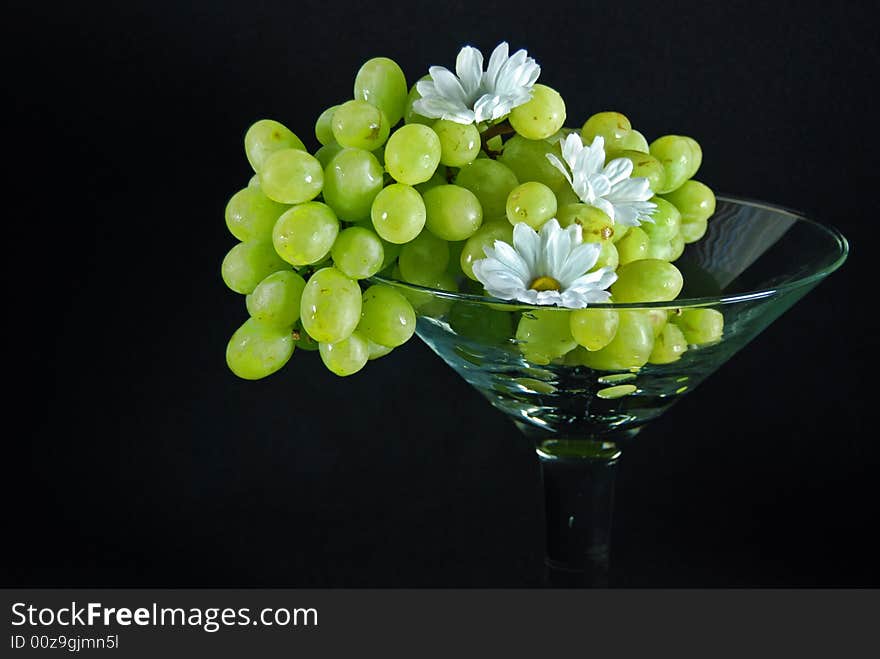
(537, 439, 622, 587)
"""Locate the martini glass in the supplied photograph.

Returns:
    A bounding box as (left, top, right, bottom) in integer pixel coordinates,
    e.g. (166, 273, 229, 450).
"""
(372, 195, 848, 587)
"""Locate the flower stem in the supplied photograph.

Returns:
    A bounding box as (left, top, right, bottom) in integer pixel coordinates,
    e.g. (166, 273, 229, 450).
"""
(480, 120, 515, 158)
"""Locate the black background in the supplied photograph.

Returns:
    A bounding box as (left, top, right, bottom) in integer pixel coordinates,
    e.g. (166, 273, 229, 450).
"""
(3, 0, 876, 586)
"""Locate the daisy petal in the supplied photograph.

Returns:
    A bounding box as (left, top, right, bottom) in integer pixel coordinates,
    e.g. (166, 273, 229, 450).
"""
(603, 157, 633, 184)
(428, 66, 469, 106)
(512, 222, 541, 273)
(455, 46, 484, 98)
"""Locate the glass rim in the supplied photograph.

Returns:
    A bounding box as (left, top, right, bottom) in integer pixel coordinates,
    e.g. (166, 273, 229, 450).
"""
(369, 194, 849, 311)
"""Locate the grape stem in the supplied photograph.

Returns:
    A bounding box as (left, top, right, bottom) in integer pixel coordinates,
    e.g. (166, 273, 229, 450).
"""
(480, 120, 515, 158)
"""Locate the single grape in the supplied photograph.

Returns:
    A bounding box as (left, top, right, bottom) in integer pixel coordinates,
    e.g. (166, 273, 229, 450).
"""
(367, 338, 393, 360)
(649, 135, 702, 193)
(616, 226, 650, 265)
(272, 202, 339, 266)
(314, 105, 340, 146)
(248, 174, 260, 188)
(617, 129, 649, 153)
(433, 119, 480, 167)
(245, 119, 306, 173)
(385, 124, 442, 185)
(669, 233, 685, 260)
(498, 135, 566, 194)
(455, 159, 519, 219)
(314, 142, 343, 169)
(556, 204, 614, 241)
(645, 238, 676, 261)
(398, 229, 449, 284)
(660, 180, 715, 223)
(358, 284, 416, 347)
(423, 184, 483, 241)
(611, 259, 684, 302)
(640, 197, 681, 243)
(516, 310, 577, 365)
(221, 240, 291, 294)
(672, 308, 724, 345)
(591, 239, 619, 272)
(246, 270, 306, 328)
(608, 150, 666, 194)
(370, 183, 426, 244)
(505, 181, 557, 229)
(259, 149, 324, 204)
(225, 187, 288, 242)
(299, 267, 362, 343)
(460, 220, 515, 281)
(322, 148, 384, 222)
(648, 323, 688, 364)
(331, 226, 385, 279)
(570, 308, 620, 351)
(509, 84, 566, 140)
(644, 309, 669, 337)
(226, 318, 295, 380)
(577, 310, 654, 370)
(680, 216, 708, 243)
(319, 331, 370, 376)
(331, 100, 390, 151)
(581, 112, 633, 152)
(354, 57, 408, 126)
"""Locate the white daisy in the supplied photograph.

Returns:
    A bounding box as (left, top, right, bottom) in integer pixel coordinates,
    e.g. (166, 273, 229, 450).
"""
(472, 219, 617, 308)
(413, 42, 541, 125)
(547, 133, 657, 227)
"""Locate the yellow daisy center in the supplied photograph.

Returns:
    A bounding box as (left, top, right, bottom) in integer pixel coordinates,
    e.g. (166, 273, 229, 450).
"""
(529, 276, 561, 292)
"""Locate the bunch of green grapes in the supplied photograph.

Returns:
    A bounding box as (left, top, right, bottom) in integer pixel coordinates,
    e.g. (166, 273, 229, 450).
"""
(221, 51, 723, 380)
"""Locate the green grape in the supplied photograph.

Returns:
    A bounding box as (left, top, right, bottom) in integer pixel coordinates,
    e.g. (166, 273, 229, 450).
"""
(608, 150, 665, 194)
(460, 220, 514, 280)
(455, 159, 519, 219)
(404, 76, 433, 125)
(498, 135, 566, 193)
(611, 259, 684, 302)
(293, 324, 319, 351)
(448, 303, 513, 345)
(433, 119, 480, 167)
(581, 112, 633, 152)
(358, 284, 416, 347)
(399, 271, 456, 317)
(314, 142, 343, 169)
(423, 184, 483, 241)
(612, 225, 631, 244)
(299, 267, 362, 343)
(660, 180, 715, 223)
(370, 183, 426, 244)
(319, 331, 370, 377)
(617, 129, 649, 153)
(672, 308, 724, 345)
(577, 310, 654, 370)
(225, 187, 288, 242)
(680, 216, 708, 243)
(248, 174, 260, 188)
(331, 99, 390, 151)
(246, 270, 306, 328)
(259, 149, 324, 204)
(331, 226, 384, 279)
(221, 240, 291, 294)
(226, 318, 295, 380)
(641, 197, 681, 243)
(616, 226, 650, 265)
(398, 229, 449, 284)
(245, 119, 306, 173)
(649, 135, 702, 193)
(556, 204, 614, 241)
(509, 84, 566, 140)
(272, 202, 339, 266)
(367, 338, 393, 360)
(446, 240, 465, 278)
(385, 124, 442, 185)
(322, 148, 384, 222)
(516, 310, 577, 365)
(505, 181, 557, 229)
(570, 308, 619, 351)
(314, 105, 340, 146)
(354, 57, 408, 126)
(648, 323, 688, 364)
(591, 240, 619, 271)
